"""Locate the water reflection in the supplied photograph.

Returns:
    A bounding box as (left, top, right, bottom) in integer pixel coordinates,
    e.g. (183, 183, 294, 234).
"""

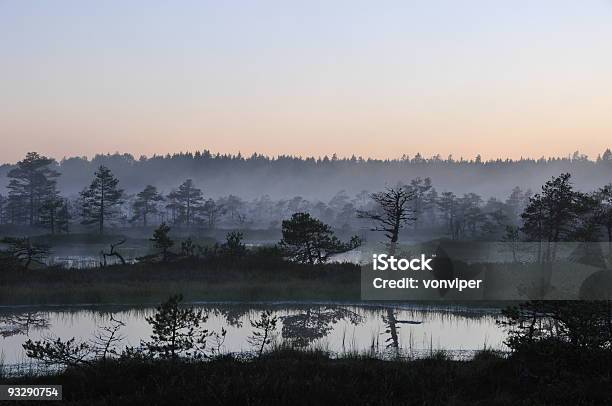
(211, 306, 252, 328)
(281, 307, 362, 347)
(0, 312, 50, 338)
(0, 304, 507, 366)
(382, 309, 422, 351)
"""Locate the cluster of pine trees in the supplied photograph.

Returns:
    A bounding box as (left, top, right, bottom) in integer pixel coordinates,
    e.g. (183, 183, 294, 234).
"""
(0, 153, 70, 233)
(1, 153, 611, 245)
(520, 173, 612, 259)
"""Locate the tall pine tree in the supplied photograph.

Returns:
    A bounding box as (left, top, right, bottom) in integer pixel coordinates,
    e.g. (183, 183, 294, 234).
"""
(167, 179, 203, 227)
(7, 152, 60, 226)
(131, 185, 164, 227)
(80, 166, 123, 234)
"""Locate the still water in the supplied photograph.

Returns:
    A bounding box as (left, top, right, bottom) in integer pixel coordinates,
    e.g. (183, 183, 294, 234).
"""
(0, 303, 508, 367)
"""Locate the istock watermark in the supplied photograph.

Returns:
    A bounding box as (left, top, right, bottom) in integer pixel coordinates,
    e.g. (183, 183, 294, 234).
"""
(367, 252, 483, 295)
(360, 241, 612, 301)
(372, 254, 433, 271)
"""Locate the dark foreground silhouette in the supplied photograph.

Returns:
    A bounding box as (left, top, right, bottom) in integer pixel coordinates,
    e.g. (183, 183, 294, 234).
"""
(3, 347, 611, 406)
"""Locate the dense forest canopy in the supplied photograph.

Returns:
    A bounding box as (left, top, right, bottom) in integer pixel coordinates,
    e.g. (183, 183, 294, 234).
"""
(1, 149, 611, 200)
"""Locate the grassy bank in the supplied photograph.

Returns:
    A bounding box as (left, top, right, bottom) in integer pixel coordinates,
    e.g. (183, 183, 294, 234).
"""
(3, 348, 610, 405)
(0, 257, 361, 305)
(0, 258, 516, 307)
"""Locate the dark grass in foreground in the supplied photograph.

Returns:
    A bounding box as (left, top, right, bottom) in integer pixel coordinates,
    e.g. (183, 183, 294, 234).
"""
(3, 348, 611, 406)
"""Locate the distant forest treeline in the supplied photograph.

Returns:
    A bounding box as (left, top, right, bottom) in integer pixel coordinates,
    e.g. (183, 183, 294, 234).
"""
(0, 152, 532, 237)
(3, 152, 612, 248)
(1, 149, 612, 200)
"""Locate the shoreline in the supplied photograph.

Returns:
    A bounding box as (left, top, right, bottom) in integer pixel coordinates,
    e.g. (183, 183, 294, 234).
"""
(0, 300, 507, 313)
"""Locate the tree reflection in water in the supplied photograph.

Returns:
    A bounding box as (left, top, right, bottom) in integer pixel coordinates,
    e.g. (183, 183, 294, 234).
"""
(0, 312, 50, 338)
(212, 306, 252, 328)
(281, 307, 363, 347)
(382, 309, 422, 353)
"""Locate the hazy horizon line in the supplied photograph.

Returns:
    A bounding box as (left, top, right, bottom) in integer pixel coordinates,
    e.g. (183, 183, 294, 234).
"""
(3, 148, 612, 166)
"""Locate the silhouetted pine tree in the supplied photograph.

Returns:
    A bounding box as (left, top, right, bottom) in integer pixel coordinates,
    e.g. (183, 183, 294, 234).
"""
(167, 179, 203, 227)
(131, 185, 163, 227)
(7, 152, 60, 226)
(80, 166, 123, 234)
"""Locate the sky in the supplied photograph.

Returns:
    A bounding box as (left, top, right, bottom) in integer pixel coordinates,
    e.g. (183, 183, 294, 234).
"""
(1, 0, 611, 163)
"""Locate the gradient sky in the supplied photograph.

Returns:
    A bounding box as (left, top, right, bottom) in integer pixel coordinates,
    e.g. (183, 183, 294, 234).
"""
(1, 0, 611, 163)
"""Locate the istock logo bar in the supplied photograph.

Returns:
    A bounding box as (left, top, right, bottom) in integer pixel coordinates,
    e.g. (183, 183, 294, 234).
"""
(372, 254, 434, 271)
